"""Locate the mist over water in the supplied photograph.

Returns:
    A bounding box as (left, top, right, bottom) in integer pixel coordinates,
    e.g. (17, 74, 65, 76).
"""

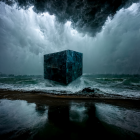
(0, 1, 140, 75)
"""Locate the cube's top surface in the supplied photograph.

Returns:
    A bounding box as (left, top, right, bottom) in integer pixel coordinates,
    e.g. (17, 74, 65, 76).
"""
(44, 50, 82, 57)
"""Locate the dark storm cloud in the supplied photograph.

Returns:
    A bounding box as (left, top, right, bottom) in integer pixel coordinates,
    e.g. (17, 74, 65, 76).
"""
(0, 1, 140, 75)
(1, 0, 138, 36)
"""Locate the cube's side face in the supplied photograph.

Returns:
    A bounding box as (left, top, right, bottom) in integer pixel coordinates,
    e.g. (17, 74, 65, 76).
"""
(44, 51, 67, 84)
(66, 50, 83, 84)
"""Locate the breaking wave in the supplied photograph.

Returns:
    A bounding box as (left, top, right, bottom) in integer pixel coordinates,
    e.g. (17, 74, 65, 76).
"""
(0, 74, 140, 99)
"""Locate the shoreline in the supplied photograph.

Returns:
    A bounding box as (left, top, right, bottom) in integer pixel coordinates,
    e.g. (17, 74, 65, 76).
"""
(0, 89, 140, 109)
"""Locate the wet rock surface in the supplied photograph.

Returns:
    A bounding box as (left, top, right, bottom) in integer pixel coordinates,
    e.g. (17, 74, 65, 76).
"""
(82, 87, 95, 93)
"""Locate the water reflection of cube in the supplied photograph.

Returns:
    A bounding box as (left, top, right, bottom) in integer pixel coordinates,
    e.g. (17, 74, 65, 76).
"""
(44, 50, 83, 85)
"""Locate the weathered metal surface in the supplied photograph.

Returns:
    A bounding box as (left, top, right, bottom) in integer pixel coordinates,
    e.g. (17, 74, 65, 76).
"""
(44, 50, 83, 84)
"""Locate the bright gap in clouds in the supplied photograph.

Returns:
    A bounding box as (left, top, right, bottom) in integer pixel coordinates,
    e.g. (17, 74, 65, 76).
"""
(0, 2, 140, 75)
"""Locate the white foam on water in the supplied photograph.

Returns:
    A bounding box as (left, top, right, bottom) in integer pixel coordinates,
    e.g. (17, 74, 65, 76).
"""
(0, 74, 140, 99)
(99, 87, 140, 98)
(0, 76, 92, 93)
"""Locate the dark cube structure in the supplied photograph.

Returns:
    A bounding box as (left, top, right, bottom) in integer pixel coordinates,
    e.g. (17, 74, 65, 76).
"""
(44, 50, 83, 85)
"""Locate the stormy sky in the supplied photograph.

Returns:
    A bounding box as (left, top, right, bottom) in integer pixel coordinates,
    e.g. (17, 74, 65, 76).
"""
(0, 0, 140, 75)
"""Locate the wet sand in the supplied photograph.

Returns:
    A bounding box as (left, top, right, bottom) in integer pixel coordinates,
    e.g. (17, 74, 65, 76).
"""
(0, 89, 140, 110)
(1, 89, 140, 140)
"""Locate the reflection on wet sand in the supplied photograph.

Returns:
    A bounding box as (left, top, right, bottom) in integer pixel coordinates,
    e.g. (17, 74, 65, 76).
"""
(34, 102, 106, 140)
(0, 99, 140, 140)
(35, 104, 48, 115)
(33, 102, 140, 140)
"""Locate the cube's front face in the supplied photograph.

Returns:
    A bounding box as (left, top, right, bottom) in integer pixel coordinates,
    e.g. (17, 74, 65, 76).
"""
(44, 50, 83, 85)
(44, 51, 67, 84)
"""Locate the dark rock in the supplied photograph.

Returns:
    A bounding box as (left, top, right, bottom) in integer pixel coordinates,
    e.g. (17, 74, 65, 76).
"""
(82, 87, 95, 93)
(44, 50, 83, 85)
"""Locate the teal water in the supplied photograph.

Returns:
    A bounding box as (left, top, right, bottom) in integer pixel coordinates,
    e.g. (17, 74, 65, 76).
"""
(0, 74, 140, 99)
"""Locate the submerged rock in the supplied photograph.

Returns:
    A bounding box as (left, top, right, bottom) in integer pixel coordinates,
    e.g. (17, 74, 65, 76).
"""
(44, 50, 83, 85)
(82, 87, 95, 93)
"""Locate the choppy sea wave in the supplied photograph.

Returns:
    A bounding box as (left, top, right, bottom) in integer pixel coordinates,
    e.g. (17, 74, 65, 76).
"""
(0, 74, 140, 99)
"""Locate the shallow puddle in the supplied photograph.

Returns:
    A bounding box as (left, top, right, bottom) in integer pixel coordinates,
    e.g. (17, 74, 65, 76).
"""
(0, 99, 140, 140)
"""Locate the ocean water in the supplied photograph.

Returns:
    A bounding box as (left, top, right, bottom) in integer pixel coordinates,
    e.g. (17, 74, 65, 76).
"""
(0, 74, 140, 99)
